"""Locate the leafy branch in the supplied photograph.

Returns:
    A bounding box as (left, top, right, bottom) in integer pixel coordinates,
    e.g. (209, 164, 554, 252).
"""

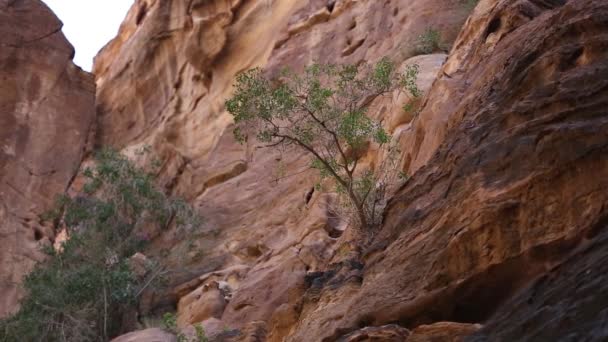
(226, 58, 420, 230)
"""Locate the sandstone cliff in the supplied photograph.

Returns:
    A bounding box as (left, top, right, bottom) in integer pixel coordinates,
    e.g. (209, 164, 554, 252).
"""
(2, 0, 608, 341)
(0, 0, 95, 317)
(96, 0, 608, 340)
(289, 0, 608, 339)
(92, 0, 469, 337)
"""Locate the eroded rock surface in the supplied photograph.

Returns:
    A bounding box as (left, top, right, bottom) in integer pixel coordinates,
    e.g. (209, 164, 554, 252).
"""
(93, 0, 467, 339)
(177, 281, 227, 327)
(288, 0, 608, 340)
(409, 322, 481, 342)
(8, 0, 605, 340)
(468, 228, 608, 341)
(0, 0, 95, 317)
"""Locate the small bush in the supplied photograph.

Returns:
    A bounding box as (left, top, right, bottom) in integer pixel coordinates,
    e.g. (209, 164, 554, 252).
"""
(162, 313, 207, 342)
(414, 28, 442, 55)
(226, 58, 419, 230)
(0, 148, 200, 342)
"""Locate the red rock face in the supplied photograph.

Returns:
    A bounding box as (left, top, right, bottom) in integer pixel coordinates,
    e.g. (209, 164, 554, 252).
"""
(0, 0, 96, 317)
(4, 0, 608, 340)
(469, 226, 608, 341)
(99, 0, 608, 340)
(288, 0, 608, 340)
(92, 1, 468, 340)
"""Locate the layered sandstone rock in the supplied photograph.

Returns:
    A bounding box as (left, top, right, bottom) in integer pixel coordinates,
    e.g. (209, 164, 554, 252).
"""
(469, 226, 608, 341)
(0, 0, 95, 317)
(5, 0, 607, 340)
(94, 0, 608, 340)
(93, 0, 468, 339)
(287, 0, 608, 340)
(408, 322, 481, 342)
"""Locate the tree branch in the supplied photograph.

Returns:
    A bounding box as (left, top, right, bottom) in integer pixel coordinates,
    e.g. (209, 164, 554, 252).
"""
(273, 133, 368, 227)
(265, 137, 286, 147)
(297, 97, 352, 179)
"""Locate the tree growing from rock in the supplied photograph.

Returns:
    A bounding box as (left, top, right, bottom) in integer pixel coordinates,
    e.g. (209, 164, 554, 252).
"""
(226, 58, 419, 230)
(0, 148, 200, 342)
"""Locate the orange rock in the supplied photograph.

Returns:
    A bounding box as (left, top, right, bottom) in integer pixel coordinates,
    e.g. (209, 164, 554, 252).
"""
(177, 281, 227, 328)
(10, 0, 607, 340)
(91, 3, 469, 337)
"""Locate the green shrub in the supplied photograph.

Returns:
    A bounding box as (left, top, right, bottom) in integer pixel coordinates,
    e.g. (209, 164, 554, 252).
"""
(162, 313, 207, 342)
(0, 148, 200, 342)
(225, 58, 419, 230)
(415, 28, 442, 55)
(162, 313, 181, 340)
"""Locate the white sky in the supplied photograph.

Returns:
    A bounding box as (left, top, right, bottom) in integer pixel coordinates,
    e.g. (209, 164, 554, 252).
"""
(42, 0, 134, 71)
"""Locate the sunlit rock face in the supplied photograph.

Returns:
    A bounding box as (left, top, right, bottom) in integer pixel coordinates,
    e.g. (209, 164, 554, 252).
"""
(0, 0, 95, 317)
(93, 0, 467, 339)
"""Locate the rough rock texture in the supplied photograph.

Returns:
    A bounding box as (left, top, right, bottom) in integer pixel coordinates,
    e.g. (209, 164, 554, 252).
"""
(468, 227, 608, 341)
(287, 0, 608, 340)
(338, 324, 410, 341)
(4, 0, 607, 340)
(110, 328, 176, 342)
(93, 0, 468, 340)
(77, 0, 608, 340)
(0, 0, 95, 317)
(409, 322, 480, 342)
(177, 280, 227, 327)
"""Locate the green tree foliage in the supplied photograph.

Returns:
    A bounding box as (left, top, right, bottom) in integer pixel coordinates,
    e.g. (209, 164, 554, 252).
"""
(225, 58, 419, 229)
(0, 148, 200, 342)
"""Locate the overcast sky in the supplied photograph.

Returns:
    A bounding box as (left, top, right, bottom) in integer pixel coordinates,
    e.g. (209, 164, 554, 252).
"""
(42, 0, 134, 71)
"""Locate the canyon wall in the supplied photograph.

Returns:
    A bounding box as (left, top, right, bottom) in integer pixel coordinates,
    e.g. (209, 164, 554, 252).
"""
(96, 0, 608, 340)
(96, 1, 607, 341)
(93, 0, 471, 339)
(1, 0, 607, 341)
(288, 0, 608, 340)
(0, 0, 95, 317)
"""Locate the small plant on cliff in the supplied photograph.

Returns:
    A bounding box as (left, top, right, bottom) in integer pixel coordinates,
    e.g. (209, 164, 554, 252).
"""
(225, 58, 419, 230)
(414, 28, 443, 55)
(0, 148, 200, 342)
(162, 313, 207, 342)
